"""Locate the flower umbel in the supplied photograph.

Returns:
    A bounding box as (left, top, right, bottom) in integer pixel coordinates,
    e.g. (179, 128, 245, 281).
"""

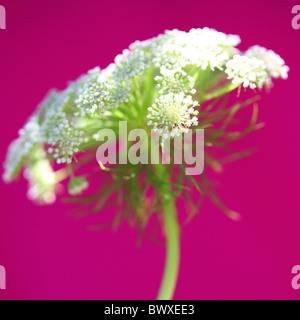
(246, 45, 289, 80)
(3, 27, 289, 300)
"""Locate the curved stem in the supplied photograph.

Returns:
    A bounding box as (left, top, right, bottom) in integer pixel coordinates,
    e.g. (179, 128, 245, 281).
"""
(157, 193, 180, 300)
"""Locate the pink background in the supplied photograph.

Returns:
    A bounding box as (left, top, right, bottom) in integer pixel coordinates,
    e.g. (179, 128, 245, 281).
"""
(0, 0, 300, 300)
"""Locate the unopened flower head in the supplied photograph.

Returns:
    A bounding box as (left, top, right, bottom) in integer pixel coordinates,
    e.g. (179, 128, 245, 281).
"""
(147, 93, 199, 138)
(68, 176, 89, 195)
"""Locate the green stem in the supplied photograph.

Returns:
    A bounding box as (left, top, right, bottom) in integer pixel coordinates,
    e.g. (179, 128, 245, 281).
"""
(157, 183, 180, 300)
(202, 82, 240, 102)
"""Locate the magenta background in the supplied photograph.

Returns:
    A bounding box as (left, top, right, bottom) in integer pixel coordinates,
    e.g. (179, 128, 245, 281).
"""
(0, 0, 300, 300)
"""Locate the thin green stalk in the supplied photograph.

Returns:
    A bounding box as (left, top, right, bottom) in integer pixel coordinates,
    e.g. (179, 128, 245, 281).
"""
(156, 166, 180, 300)
(202, 82, 239, 101)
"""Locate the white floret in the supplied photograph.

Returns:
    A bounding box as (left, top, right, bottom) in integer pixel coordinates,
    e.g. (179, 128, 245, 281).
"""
(246, 45, 289, 80)
(225, 55, 269, 89)
(147, 92, 199, 138)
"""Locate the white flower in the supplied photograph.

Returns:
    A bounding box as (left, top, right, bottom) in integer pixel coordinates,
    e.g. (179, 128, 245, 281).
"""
(177, 28, 240, 70)
(38, 88, 72, 117)
(37, 90, 83, 164)
(147, 92, 199, 138)
(75, 80, 109, 116)
(225, 55, 269, 89)
(155, 66, 196, 95)
(132, 28, 241, 71)
(246, 45, 289, 80)
(3, 27, 290, 199)
(112, 49, 147, 84)
(75, 67, 111, 116)
(108, 80, 131, 106)
(41, 110, 84, 164)
(75, 61, 136, 115)
(3, 116, 41, 182)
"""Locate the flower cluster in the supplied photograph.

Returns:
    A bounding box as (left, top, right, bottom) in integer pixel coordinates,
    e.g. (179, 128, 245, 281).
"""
(131, 28, 241, 70)
(246, 45, 289, 80)
(42, 111, 84, 164)
(38, 90, 85, 164)
(75, 67, 110, 117)
(225, 55, 270, 89)
(3, 28, 289, 205)
(147, 93, 199, 138)
(111, 49, 147, 84)
(74, 67, 132, 117)
(3, 116, 40, 182)
(75, 51, 147, 117)
(155, 66, 196, 95)
(2, 27, 290, 302)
